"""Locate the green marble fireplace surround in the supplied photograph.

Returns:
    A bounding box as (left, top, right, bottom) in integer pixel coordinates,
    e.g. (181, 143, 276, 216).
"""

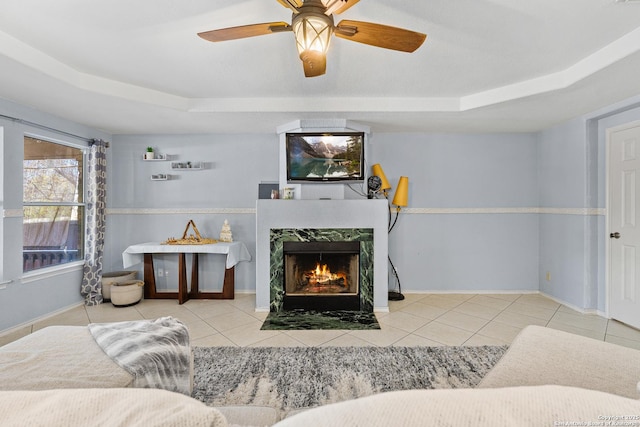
(256, 199, 389, 312)
(269, 228, 374, 312)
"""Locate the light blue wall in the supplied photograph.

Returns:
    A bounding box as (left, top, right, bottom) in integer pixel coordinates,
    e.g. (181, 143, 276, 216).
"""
(108, 134, 279, 209)
(538, 118, 588, 208)
(537, 96, 640, 312)
(104, 134, 280, 291)
(0, 99, 110, 331)
(369, 133, 539, 208)
(537, 118, 590, 308)
(369, 133, 540, 292)
(389, 213, 539, 292)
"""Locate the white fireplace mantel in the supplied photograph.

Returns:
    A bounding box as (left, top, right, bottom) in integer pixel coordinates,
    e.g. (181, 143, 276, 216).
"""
(255, 199, 389, 312)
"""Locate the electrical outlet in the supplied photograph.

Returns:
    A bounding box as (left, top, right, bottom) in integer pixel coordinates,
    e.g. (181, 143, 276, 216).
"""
(157, 268, 164, 277)
(545, 271, 551, 282)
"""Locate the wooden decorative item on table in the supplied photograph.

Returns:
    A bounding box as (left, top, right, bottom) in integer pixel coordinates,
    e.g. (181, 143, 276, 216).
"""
(162, 220, 217, 245)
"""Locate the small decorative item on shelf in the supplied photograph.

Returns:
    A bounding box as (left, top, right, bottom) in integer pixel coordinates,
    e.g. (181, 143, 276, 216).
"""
(283, 187, 295, 199)
(162, 220, 217, 245)
(219, 219, 233, 242)
(145, 146, 154, 160)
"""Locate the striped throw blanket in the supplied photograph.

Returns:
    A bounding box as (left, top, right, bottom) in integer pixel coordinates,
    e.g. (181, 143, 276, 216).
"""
(88, 316, 191, 395)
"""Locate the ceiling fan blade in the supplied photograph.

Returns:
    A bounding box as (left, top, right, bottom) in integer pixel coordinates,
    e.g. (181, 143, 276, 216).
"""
(335, 20, 426, 53)
(276, 0, 303, 12)
(324, 0, 360, 15)
(198, 22, 291, 42)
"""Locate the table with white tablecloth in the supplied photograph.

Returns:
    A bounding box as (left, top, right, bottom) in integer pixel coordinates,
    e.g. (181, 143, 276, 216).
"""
(122, 242, 251, 304)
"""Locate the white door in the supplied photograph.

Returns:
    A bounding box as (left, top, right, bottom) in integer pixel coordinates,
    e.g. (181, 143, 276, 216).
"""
(609, 121, 640, 329)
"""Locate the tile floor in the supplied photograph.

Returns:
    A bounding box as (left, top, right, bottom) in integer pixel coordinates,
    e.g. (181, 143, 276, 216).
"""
(3, 292, 640, 350)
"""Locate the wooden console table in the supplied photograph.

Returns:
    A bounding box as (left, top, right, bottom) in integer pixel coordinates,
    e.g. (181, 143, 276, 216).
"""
(122, 242, 251, 304)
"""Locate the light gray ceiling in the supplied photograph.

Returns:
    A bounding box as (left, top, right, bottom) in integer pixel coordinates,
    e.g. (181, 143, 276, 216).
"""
(1, 0, 640, 134)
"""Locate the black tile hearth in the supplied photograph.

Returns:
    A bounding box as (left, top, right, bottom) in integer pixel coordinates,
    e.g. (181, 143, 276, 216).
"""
(260, 309, 380, 330)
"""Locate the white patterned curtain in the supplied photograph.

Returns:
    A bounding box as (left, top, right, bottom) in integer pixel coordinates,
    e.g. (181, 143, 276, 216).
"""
(81, 139, 107, 305)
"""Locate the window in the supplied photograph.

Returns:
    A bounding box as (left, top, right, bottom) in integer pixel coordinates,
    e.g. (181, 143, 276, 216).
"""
(23, 136, 85, 272)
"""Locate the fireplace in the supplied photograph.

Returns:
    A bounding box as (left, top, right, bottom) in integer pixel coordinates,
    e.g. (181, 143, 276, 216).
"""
(265, 226, 378, 313)
(257, 200, 388, 312)
(283, 241, 360, 311)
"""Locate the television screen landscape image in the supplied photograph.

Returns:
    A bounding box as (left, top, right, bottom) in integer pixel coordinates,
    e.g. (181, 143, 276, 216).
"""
(286, 132, 364, 182)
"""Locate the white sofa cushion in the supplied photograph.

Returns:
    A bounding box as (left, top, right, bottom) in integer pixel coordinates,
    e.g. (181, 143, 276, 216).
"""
(0, 326, 132, 390)
(0, 388, 227, 427)
(274, 385, 640, 427)
(478, 325, 640, 398)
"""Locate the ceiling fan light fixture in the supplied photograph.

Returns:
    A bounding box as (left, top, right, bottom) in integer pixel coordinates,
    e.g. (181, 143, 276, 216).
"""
(293, 12, 334, 57)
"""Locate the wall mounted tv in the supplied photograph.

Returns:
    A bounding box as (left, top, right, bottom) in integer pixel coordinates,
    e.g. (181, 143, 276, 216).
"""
(286, 132, 365, 183)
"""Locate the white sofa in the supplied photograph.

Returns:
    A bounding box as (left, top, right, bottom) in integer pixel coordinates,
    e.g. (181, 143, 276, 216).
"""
(2, 325, 640, 426)
(275, 325, 640, 426)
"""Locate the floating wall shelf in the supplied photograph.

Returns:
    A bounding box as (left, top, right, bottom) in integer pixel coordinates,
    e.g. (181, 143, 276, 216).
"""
(142, 155, 205, 180)
(143, 153, 170, 161)
(171, 161, 203, 170)
(150, 174, 170, 181)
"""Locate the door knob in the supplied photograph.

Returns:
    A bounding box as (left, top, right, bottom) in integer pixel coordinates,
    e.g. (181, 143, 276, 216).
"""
(610, 232, 621, 239)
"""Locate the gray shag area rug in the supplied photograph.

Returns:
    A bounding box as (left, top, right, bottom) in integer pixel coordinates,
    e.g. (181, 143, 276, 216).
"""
(192, 345, 507, 417)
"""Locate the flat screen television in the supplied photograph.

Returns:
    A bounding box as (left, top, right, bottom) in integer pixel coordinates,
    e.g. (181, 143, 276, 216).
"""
(286, 132, 365, 183)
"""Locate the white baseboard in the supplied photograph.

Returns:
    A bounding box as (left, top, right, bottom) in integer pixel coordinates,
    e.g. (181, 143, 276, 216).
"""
(398, 290, 601, 314)
(538, 291, 603, 316)
(402, 289, 539, 295)
(0, 301, 84, 338)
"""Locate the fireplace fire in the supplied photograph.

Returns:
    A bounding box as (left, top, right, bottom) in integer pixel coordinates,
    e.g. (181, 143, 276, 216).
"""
(283, 241, 360, 310)
(305, 263, 346, 289)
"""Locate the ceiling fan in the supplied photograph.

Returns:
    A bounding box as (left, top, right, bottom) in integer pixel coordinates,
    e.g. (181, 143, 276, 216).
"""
(197, 0, 427, 77)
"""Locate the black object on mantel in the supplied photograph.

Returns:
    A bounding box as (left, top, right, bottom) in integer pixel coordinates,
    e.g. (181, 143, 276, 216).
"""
(258, 182, 279, 199)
